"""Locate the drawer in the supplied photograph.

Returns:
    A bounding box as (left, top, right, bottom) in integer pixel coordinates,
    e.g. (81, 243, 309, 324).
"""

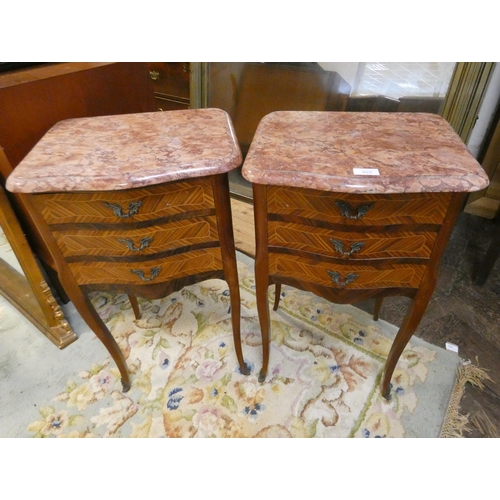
(147, 62, 190, 100)
(268, 221, 438, 260)
(268, 186, 451, 226)
(35, 178, 214, 225)
(68, 247, 222, 286)
(154, 96, 190, 112)
(53, 216, 219, 259)
(269, 254, 426, 290)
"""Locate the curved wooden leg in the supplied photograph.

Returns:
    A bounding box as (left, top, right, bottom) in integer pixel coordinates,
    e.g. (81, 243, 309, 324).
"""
(212, 173, 248, 375)
(373, 297, 383, 321)
(255, 270, 270, 383)
(67, 288, 131, 392)
(252, 183, 271, 383)
(128, 295, 141, 320)
(227, 274, 248, 375)
(381, 288, 432, 399)
(273, 282, 281, 311)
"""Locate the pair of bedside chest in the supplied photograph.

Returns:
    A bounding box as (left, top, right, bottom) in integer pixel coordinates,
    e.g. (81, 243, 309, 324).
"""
(7, 109, 488, 399)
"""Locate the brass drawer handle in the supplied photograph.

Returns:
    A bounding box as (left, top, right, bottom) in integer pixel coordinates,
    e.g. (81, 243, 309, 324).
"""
(330, 239, 365, 256)
(104, 200, 143, 218)
(130, 266, 161, 282)
(335, 200, 373, 220)
(150, 70, 160, 80)
(327, 270, 359, 287)
(118, 236, 153, 252)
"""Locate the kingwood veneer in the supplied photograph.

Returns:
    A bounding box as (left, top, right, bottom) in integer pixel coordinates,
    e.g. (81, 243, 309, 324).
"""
(242, 111, 489, 399)
(6, 108, 249, 391)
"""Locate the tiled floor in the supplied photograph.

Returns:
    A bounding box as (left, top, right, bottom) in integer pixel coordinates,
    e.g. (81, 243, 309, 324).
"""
(353, 62, 456, 99)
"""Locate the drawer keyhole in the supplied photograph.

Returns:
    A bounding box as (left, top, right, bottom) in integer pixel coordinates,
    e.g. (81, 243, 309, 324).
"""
(327, 270, 359, 287)
(130, 266, 161, 282)
(104, 200, 143, 218)
(335, 200, 373, 220)
(118, 236, 153, 252)
(330, 239, 366, 256)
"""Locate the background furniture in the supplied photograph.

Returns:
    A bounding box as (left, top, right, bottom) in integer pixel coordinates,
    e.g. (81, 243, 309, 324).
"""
(208, 63, 351, 157)
(464, 99, 500, 219)
(0, 62, 156, 347)
(242, 111, 489, 399)
(146, 62, 191, 111)
(0, 164, 76, 347)
(6, 108, 248, 391)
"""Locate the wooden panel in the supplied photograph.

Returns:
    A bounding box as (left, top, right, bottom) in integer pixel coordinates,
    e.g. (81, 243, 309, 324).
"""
(35, 178, 214, 225)
(269, 253, 426, 289)
(0, 63, 156, 174)
(69, 247, 222, 286)
(268, 221, 437, 259)
(53, 216, 219, 258)
(268, 186, 451, 226)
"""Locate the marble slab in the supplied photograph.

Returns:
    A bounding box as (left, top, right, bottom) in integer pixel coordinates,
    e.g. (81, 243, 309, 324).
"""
(6, 108, 242, 193)
(242, 111, 490, 194)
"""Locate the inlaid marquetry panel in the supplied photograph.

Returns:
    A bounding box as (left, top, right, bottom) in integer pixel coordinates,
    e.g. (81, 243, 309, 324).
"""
(270, 254, 425, 289)
(68, 247, 222, 286)
(268, 221, 437, 259)
(53, 217, 219, 258)
(34, 178, 215, 225)
(268, 186, 451, 226)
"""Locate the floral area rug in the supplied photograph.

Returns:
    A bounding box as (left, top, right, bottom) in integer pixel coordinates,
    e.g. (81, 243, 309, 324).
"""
(22, 257, 460, 438)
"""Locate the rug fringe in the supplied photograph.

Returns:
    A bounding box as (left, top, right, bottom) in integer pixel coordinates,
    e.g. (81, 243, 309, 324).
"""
(440, 358, 492, 438)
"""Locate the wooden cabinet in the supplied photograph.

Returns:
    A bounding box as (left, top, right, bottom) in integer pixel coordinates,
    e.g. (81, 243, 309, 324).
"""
(25, 174, 243, 391)
(241, 111, 489, 399)
(6, 109, 248, 391)
(146, 62, 190, 111)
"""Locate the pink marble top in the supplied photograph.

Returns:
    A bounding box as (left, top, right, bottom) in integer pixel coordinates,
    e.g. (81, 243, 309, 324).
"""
(6, 108, 242, 193)
(241, 111, 489, 194)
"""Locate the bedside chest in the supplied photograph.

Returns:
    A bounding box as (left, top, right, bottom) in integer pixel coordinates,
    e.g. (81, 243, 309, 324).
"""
(242, 111, 489, 399)
(6, 108, 248, 392)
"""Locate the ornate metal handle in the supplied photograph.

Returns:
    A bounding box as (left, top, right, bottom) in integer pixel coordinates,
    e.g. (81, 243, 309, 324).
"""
(330, 239, 366, 256)
(327, 270, 359, 287)
(104, 200, 143, 218)
(335, 200, 374, 220)
(118, 236, 153, 252)
(149, 70, 160, 80)
(130, 266, 161, 282)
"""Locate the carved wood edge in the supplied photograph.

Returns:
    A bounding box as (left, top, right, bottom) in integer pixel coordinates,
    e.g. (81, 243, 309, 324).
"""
(0, 259, 76, 348)
(0, 151, 77, 348)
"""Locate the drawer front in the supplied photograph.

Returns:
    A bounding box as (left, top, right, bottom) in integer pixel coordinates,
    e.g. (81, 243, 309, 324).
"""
(68, 247, 222, 286)
(268, 186, 451, 226)
(269, 254, 426, 289)
(53, 217, 219, 258)
(35, 178, 214, 225)
(147, 62, 190, 100)
(154, 96, 190, 112)
(268, 221, 437, 260)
